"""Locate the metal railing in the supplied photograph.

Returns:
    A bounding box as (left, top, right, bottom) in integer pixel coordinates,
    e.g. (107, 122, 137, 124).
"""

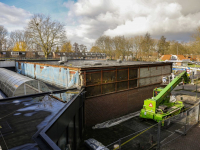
(99, 102, 200, 150)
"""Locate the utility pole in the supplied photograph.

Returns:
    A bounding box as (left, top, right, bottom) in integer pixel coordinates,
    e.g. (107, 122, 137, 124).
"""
(177, 46, 178, 56)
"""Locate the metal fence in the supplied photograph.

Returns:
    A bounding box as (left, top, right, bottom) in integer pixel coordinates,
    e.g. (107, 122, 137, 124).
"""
(160, 103, 200, 150)
(99, 102, 200, 150)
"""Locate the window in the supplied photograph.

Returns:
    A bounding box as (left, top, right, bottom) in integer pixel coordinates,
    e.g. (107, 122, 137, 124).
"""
(102, 83, 115, 94)
(117, 69, 128, 81)
(171, 55, 177, 60)
(38, 52, 44, 55)
(11, 52, 19, 55)
(129, 80, 137, 88)
(86, 85, 101, 97)
(86, 53, 91, 56)
(129, 69, 138, 79)
(117, 81, 128, 91)
(92, 53, 96, 56)
(86, 72, 101, 85)
(102, 71, 116, 83)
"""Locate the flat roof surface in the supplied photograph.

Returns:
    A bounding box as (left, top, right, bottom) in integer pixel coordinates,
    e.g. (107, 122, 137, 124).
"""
(19, 60, 172, 69)
(0, 93, 77, 149)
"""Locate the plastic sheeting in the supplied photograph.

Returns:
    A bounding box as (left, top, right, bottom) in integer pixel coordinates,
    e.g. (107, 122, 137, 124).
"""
(0, 68, 49, 97)
(93, 111, 140, 129)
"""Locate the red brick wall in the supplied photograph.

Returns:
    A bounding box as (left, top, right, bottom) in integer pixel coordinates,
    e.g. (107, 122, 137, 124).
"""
(85, 84, 164, 126)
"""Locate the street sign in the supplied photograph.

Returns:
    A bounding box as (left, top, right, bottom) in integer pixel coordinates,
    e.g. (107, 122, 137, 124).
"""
(162, 77, 166, 83)
(172, 68, 185, 70)
(187, 69, 190, 73)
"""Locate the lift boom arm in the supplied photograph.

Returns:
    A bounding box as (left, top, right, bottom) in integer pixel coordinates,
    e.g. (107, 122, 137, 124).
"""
(153, 71, 190, 107)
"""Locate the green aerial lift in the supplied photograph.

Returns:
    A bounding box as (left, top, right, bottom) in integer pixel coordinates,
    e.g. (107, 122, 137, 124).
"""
(140, 71, 190, 125)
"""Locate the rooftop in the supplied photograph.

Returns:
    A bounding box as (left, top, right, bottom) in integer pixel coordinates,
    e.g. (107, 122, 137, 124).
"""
(17, 60, 172, 69)
(160, 55, 186, 61)
(0, 92, 77, 149)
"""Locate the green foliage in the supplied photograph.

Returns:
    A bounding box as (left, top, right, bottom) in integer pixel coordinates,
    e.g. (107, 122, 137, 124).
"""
(61, 41, 72, 52)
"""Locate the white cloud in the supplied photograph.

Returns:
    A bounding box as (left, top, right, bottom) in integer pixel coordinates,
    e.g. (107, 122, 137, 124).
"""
(64, 0, 200, 50)
(0, 2, 32, 32)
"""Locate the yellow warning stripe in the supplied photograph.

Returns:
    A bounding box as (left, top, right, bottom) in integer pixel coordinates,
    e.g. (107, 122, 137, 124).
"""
(113, 102, 199, 150)
(113, 124, 157, 150)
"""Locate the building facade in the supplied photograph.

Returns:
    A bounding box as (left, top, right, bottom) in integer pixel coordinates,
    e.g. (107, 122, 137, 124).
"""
(15, 60, 172, 126)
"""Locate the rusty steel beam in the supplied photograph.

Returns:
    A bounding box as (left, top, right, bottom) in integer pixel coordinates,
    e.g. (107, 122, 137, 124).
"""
(16, 61, 80, 70)
(128, 67, 130, 89)
(115, 68, 117, 91)
(101, 69, 103, 94)
(138, 66, 140, 87)
(85, 72, 171, 87)
(84, 71, 86, 86)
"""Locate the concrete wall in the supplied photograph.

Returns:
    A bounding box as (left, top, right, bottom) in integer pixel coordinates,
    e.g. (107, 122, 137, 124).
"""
(85, 84, 165, 126)
(139, 65, 171, 87)
(16, 62, 80, 88)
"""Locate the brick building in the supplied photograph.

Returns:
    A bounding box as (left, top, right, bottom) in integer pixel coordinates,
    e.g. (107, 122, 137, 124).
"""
(15, 60, 172, 126)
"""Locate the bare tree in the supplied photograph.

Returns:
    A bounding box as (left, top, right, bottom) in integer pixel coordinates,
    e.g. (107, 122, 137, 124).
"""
(73, 42, 80, 52)
(132, 36, 143, 60)
(26, 14, 67, 58)
(79, 44, 87, 52)
(10, 30, 33, 51)
(113, 36, 127, 60)
(125, 37, 134, 60)
(140, 32, 154, 60)
(0, 25, 8, 51)
(95, 35, 114, 59)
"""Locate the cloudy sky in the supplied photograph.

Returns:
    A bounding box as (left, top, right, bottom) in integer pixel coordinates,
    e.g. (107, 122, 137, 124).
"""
(1, 0, 200, 50)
